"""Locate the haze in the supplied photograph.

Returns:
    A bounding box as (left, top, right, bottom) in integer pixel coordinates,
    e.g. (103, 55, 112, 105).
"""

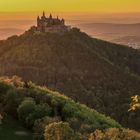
(0, 0, 140, 13)
(0, 0, 140, 48)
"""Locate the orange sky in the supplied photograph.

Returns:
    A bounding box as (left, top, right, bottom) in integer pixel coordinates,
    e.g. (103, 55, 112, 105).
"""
(0, 0, 140, 13)
(0, 0, 140, 40)
(0, 0, 139, 21)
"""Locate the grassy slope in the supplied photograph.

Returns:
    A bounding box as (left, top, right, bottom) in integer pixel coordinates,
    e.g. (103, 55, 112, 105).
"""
(0, 79, 121, 139)
(0, 117, 33, 140)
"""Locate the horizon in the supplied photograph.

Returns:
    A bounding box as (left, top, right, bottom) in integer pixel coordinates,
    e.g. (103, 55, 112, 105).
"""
(0, 1, 140, 45)
(0, 12, 140, 23)
(0, 11, 140, 41)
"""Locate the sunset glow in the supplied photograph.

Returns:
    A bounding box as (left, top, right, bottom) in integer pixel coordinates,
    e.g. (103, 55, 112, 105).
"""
(0, 0, 140, 13)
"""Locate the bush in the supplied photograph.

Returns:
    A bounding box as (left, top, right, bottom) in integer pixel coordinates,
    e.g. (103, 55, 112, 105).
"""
(129, 95, 140, 111)
(4, 89, 23, 117)
(33, 116, 61, 140)
(0, 81, 12, 95)
(44, 122, 79, 140)
(26, 104, 52, 128)
(62, 102, 79, 119)
(0, 76, 24, 87)
(51, 97, 66, 116)
(17, 97, 36, 122)
(88, 128, 140, 140)
(67, 118, 82, 131)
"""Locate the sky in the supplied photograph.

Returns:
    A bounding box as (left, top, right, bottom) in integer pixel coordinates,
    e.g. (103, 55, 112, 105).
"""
(0, 0, 140, 40)
(0, 0, 140, 13)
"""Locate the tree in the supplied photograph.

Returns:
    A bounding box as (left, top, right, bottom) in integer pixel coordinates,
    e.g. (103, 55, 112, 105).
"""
(44, 122, 78, 140)
(26, 104, 52, 128)
(33, 116, 61, 140)
(129, 95, 140, 111)
(4, 89, 23, 117)
(88, 128, 140, 140)
(17, 98, 36, 122)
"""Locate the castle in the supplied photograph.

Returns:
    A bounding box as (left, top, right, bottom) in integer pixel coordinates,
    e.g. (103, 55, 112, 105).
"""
(36, 12, 70, 33)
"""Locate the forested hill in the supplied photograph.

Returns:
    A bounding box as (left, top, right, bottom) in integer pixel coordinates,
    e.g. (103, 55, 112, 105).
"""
(0, 28, 140, 131)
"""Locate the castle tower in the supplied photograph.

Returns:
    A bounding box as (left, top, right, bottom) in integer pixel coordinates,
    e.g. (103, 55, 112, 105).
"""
(43, 11, 45, 17)
(37, 16, 40, 27)
(61, 18, 65, 25)
(49, 14, 52, 19)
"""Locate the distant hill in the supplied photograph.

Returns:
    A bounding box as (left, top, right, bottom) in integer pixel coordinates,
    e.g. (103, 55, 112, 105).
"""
(0, 20, 140, 48)
(0, 28, 24, 40)
(0, 20, 35, 40)
(0, 28, 140, 131)
(77, 23, 140, 48)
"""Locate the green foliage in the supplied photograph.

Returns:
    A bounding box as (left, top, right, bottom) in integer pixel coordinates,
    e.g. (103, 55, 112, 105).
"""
(44, 122, 79, 140)
(33, 116, 61, 140)
(62, 102, 79, 119)
(0, 117, 33, 140)
(88, 128, 140, 140)
(50, 97, 66, 116)
(66, 118, 82, 131)
(0, 77, 123, 139)
(4, 89, 23, 117)
(26, 104, 52, 128)
(17, 98, 36, 122)
(0, 28, 140, 131)
(0, 81, 12, 94)
(0, 81, 12, 101)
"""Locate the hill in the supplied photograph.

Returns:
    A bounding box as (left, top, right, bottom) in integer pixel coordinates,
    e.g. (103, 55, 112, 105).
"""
(77, 23, 140, 48)
(0, 28, 24, 40)
(0, 28, 140, 131)
(0, 76, 122, 140)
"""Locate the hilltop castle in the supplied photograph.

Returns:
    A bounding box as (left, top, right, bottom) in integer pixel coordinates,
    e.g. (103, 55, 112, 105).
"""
(35, 12, 70, 33)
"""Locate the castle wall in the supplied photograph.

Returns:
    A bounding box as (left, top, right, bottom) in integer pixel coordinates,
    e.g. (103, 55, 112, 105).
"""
(44, 25, 69, 33)
(36, 12, 71, 33)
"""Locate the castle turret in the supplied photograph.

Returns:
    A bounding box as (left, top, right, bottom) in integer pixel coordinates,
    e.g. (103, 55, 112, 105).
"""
(61, 18, 65, 25)
(49, 14, 52, 19)
(43, 11, 45, 17)
(37, 16, 40, 27)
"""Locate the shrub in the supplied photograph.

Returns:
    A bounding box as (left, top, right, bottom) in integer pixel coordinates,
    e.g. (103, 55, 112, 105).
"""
(67, 118, 82, 131)
(17, 97, 36, 122)
(88, 128, 140, 140)
(80, 124, 93, 134)
(62, 102, 79, 119)
(0, 81, 12, 95)
(0, 76, 24, 87)
(129, 95, 140, 111)
(33, 116, 61, 140)
(44, 122, 79, 140)
(4, 89, 23, 117)
(51, 97, 66, 116)
(26, 104, 52, 128)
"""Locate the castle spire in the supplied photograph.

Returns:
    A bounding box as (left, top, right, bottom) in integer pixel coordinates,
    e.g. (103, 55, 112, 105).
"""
(49, 13, 52, 19)
(43, 11, 45, 17)
(37, 16, 40, 20)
